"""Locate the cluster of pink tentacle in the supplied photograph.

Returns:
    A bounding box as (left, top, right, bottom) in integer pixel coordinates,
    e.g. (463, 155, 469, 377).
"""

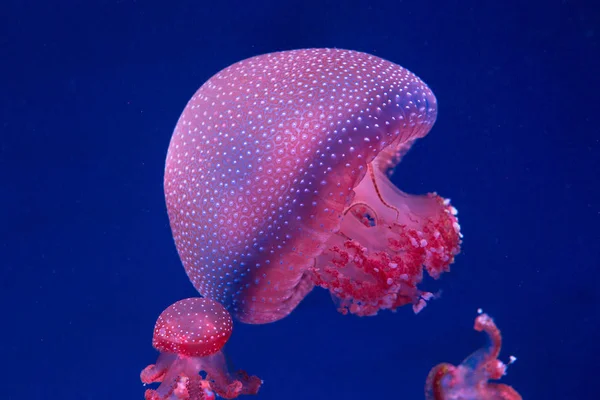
(311, 193, 462, 316)
(141, 362, 261, 400)
(141, 368, 216, 400)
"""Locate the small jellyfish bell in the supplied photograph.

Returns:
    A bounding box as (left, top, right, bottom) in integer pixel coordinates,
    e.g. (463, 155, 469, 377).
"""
(141, 298, 262, 400)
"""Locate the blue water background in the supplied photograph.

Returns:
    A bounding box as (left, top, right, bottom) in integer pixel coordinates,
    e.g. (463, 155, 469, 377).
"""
(1, 1, 597, 399)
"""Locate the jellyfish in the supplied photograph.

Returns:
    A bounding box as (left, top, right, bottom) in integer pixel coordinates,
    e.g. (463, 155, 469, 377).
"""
(141, 298, 262, 400)
(164, 48, 462, 323)
(425, 310, 522, 400)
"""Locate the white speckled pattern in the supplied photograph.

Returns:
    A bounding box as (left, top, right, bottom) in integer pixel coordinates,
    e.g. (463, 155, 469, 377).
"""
(165, 48, 438, 323)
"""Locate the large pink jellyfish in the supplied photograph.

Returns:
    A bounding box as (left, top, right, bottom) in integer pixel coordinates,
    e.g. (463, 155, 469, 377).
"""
(164, 48, 462, 324)
(141, 298, 262, 400)
(425, 310, 521, 400)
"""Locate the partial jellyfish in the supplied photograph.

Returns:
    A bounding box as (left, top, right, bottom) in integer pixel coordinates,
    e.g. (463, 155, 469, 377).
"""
(164, 48, 462, 323)
(141, 298, 261, 400)
(425, 310, 521, 400)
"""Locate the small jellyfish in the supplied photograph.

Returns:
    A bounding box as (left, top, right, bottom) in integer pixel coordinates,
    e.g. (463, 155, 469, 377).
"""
(425, 310, 521, 400)
(141, 298, 262, 400)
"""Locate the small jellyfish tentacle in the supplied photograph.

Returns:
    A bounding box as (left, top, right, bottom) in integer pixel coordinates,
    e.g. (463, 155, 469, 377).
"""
(425, 363, 456, 400)
(141, 364, 166, 385)
(474, 312, 503, 362)
(201, 351, 262, 399)
(184, 375, 216, 400)
(424, 311, 522, 400)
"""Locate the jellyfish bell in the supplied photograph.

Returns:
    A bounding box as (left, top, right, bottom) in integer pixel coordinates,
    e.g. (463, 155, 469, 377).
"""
(164, 48, 462, 324)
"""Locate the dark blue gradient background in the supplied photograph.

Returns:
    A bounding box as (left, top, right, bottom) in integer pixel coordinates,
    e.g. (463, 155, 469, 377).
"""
(1, 1, 597, 399)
